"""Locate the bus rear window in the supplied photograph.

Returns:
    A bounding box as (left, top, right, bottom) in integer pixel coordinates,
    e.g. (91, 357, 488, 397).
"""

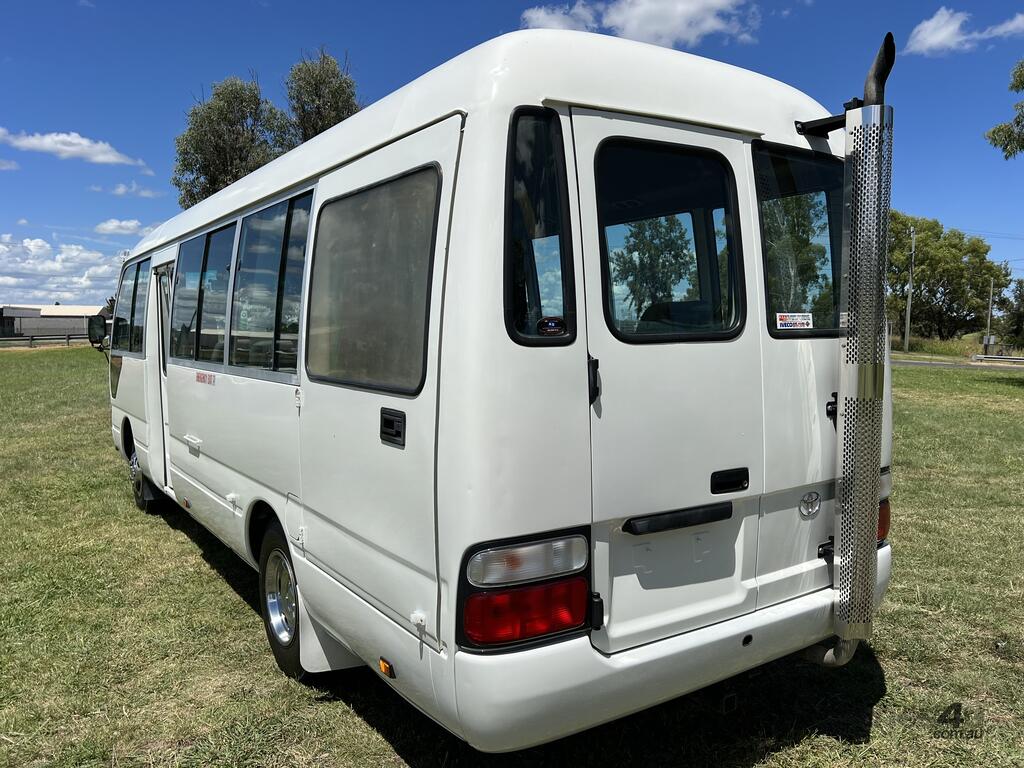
(504, 108, 575, 344)
(753, 142, 844, 335)
(595, 139, 743, 341)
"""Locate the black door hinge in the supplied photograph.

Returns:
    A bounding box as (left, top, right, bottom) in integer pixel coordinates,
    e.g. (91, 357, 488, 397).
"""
(818, 536, 834, 563)
(826, 392, 838, 431)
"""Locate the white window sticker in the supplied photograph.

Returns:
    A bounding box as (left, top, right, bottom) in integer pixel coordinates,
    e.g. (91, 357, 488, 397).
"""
(776, 312, 813, 330)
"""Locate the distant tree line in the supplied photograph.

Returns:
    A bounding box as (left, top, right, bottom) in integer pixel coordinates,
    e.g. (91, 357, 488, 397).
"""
(887, 210, 1012, 342)
(172, 48, 358, 209)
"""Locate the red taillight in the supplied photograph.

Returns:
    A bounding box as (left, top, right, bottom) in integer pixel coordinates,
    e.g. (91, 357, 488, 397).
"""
(878, 498, 891, 541)
(463, 576, 588, 645)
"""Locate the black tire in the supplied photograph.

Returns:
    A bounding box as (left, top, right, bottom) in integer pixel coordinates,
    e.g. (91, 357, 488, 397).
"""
(259, 523, 305, 680)
(128, 447, 157, 513)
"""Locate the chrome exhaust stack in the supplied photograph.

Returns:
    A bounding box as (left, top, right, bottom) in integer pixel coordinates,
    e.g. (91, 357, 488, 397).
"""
(834, 34, 894, 641)
(796, 33, 895, 643)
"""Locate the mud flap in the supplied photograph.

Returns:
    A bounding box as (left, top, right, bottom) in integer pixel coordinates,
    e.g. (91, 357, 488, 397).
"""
(298, 585, 364, 673)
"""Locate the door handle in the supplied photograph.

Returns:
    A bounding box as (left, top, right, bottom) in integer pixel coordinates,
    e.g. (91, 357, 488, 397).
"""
(380, 408, 406, 447)
(183, 434, 202, 457)
(588, 355, 600, 405)
(623, 502, 733, 535)
(710, 467, 749, 494)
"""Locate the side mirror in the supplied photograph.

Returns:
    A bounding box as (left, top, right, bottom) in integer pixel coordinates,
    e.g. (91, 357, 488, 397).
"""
(88, 315, 107, 347)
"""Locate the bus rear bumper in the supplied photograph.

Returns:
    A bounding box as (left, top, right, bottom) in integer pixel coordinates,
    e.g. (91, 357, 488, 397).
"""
(454, 543, 891, 752)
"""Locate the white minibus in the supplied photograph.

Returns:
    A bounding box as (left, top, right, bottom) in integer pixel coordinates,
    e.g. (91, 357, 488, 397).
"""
(106, 30, 896, 751)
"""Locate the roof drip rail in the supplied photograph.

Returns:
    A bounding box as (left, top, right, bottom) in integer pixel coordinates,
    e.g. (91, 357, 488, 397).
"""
(795, 32, 895, 138)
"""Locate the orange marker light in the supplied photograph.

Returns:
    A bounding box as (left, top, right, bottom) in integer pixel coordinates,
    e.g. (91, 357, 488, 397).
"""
(378, 658, 396, 679)
(878, 498, 891, 541)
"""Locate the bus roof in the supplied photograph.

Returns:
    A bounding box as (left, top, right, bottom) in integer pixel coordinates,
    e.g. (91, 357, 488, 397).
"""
(133, 29, 835, 257)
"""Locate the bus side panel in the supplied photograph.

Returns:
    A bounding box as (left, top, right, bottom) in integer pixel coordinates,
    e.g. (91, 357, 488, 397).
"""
(165, 364, 301, 556)
(111, 357, 149, 468)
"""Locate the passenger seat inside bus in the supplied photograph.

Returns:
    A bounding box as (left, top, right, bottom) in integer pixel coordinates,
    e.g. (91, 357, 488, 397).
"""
(639, 299, 713, 331)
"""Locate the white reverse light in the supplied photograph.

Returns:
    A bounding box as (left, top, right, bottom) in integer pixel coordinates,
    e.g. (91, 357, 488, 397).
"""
(466, 535, 588, 587)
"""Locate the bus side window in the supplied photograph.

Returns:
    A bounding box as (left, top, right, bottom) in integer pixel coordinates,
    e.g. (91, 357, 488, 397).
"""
(307, 167, 440, 393)
(169, 224, 235, 362)
(169, 235, 205, 359)
(129, 259, 150, 354)
(229, 191, 312, 372)
(112, 264, 137, 353)
(196, 225, 236, 363)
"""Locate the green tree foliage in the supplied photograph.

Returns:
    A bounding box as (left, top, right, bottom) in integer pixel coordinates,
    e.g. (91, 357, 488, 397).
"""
(285, 48, 359, 146)
(172, 77, 291, 209)
(888, 210, 1010, 340)
(986, 60, 1024, 160)
(997, 279, 1024, 348)
(610, 215, 694, 318)
(173, 49, 358, 209)
(761, 192, 833, 325)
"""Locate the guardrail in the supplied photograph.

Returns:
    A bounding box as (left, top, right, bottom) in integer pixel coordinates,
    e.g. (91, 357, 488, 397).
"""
(0, 334, 90, 348)
(973, 354, 1024, 364)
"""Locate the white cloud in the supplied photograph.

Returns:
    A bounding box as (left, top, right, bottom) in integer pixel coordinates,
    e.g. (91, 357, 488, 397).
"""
(906, 7, 1024, 56)
(604, 0, 755, 47)
(112, 180, 162, 198)
(521, 1, 598, 31)
(0, 235, 121, 303)
(521, 0, 758, 48)
(0, 127, 147, 168)
(78, 0, 96, 7)
(0, 158, 17, 171)
(986, 13, 1024, 38)
(16, 218, 28, 225)
(95, 218, 142, 235)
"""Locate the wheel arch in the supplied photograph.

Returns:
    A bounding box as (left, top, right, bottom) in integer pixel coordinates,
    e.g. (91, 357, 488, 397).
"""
(120, 417, 135, 461)
(246, 499, 283, 565)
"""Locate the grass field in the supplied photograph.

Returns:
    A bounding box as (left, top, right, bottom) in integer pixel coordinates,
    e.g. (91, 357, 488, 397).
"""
(1, 347, 1022, 767)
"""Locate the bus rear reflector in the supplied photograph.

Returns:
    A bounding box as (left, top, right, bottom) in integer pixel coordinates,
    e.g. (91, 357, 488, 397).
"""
(463, 576, 588, 645)
(878, 498, 891, 541)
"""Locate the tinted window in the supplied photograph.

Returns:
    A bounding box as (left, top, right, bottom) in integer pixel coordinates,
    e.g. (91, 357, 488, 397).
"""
(276, 194, 312, 372)
(130, 259, 150, 353)
(753, 143, 844, 333)
(308, 167, 439, 392)
(169, 235, 205, 359)
(505, 109, 574, 342)
(596, 140, 742, 339)
(158, 267, 172, 373)
(229, 192, 312, 371)
(197, 225, 235, 362)
(112, 264, 135, 352)
(230, 200, 289, 369)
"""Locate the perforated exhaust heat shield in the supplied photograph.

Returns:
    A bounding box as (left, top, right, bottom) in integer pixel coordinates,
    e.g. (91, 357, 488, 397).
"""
(834, 104, 893, 640)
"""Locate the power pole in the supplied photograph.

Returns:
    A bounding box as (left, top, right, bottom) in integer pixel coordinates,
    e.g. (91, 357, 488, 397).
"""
(903, 225, 915, 353)
(985, 275, 995, 355)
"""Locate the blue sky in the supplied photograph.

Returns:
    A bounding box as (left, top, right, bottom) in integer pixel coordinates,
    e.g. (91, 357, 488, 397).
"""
(1, 0, 1022, 305)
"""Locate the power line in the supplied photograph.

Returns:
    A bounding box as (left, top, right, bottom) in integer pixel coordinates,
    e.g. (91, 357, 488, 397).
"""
(959, 228, 1024, 241)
